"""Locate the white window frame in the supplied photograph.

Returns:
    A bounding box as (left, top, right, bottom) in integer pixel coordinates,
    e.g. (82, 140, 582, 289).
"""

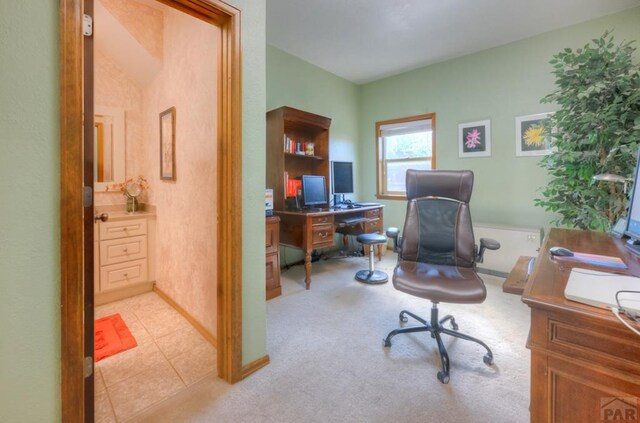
(376, 113, 436, 199)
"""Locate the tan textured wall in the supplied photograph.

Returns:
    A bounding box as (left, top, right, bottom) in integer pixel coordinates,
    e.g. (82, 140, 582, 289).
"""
(100, 0, 164, 61)
(143, 9, 220, 336)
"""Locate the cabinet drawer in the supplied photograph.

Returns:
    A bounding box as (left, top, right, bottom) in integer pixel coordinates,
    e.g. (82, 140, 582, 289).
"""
(266, 222, 279, 255)
(266, 253, 280, 291)
(365, 209, 380, 219)
(312, 215, 333, 226)
(100, 235, 148, 266)
(100, 258, 148, 292)
(364, 219, 381, 233)
(312, 224, 334, 247)
(100, 218, 147, 240)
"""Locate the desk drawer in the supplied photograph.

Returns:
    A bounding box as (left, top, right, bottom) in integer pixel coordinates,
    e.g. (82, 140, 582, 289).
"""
(538, 310, 640, 375)
(365, 209, 380, 219)
(312, 224, 334, 247)
(364, 219, 381, 233)
(100, 258, 148, 292)
(100, 235, 147, 265)
(100, 218, 147, 240)
(312, 215, 333, 226)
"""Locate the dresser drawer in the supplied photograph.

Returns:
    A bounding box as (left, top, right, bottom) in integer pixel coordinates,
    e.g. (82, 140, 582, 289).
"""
(312, 215, 333, 226)
(100, 235, 148, 266)
(364, 219, 381, 233)
(365, 209, 380, 219)
(100, 258, 148, 292)
(100, 218, 147, 240)
(311, 224, 334, 247)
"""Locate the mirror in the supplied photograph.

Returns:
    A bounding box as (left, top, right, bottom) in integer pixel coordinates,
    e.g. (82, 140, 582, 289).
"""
(94, 106, 125, 192)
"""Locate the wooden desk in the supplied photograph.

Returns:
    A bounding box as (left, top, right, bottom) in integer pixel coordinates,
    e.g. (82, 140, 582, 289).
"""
(276, 204, 384, 289)
(522, 228, 640, 423)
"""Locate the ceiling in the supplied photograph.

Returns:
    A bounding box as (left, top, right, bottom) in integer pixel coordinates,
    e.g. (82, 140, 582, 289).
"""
(266, 0, 639, 84)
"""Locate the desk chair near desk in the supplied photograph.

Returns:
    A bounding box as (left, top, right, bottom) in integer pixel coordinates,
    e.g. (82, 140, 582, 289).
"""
(383, 170, 501, 383)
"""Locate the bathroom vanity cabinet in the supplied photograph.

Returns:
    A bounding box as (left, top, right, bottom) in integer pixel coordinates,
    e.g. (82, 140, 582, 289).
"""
(94, 211, 156, 305)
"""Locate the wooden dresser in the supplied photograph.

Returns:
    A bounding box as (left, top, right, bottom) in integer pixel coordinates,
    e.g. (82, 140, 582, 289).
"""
(522, 228, 640, 422)
(266, 216, 281, 300)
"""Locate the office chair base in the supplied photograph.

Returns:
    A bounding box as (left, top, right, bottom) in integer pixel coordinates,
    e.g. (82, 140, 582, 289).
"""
(383, 304, 493, 384)
(355, 270, 388, 284)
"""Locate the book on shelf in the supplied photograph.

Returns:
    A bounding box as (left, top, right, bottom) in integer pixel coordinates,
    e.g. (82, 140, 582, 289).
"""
(283, 135, 314, 156)
(286, 179, 301, 197)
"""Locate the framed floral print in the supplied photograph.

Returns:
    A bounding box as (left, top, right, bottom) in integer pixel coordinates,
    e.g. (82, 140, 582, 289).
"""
(515, 112, 555, 157)
(458, 120, 491, 158)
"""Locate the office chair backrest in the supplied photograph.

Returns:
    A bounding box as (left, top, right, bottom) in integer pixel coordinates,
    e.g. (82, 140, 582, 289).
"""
(400, 170, 476, 268)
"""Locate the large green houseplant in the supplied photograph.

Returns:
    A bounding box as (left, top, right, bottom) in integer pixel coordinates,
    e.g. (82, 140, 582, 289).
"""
(535, 31, 640, 231)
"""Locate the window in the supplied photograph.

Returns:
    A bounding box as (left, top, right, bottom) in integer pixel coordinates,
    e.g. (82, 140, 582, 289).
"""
(376, 113, 436, 198)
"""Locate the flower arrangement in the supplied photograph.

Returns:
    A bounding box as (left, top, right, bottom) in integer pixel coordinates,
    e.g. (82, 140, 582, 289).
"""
(106, 175, 150, 196)
(106, 176, 149, 213)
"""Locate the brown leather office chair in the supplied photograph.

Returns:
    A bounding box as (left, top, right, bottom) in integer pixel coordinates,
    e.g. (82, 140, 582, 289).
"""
(383, 169, 500, 384)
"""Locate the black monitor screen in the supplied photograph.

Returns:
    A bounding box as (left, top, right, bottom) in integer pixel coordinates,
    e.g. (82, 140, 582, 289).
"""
(332, 161, 354, 194)
(626, 150, 640, 239)
(302, 175, 327, 206)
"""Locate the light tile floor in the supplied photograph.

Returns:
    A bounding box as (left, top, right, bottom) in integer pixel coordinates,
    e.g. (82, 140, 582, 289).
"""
(94, 292, 217, 423)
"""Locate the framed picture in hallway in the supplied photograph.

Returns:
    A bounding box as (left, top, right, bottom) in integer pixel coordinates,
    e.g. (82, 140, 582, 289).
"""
(160, 107, 176, 181)
(458, 120, 491, 158)
(515, 112, 555, 157)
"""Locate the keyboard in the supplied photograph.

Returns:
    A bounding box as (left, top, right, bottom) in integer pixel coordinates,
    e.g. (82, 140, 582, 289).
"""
(337, 217, 368, 225)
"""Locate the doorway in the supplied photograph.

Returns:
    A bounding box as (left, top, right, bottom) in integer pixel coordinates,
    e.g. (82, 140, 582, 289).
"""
(59, 1, 243, 422)
(91, 0, 221, 419)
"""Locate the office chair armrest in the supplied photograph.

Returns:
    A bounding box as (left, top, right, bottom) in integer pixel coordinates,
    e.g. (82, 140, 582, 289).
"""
(386, 227, 402, 254)
(476, 238, 500, 263)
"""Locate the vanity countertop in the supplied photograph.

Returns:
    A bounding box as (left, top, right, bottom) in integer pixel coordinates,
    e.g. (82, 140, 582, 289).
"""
(102, 211, 156, 222)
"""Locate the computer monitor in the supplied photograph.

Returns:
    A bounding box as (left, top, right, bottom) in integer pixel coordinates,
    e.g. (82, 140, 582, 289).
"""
(625, 149, 640, 254)
(331, 161, 354, 195)
(301, 175, 327, 208)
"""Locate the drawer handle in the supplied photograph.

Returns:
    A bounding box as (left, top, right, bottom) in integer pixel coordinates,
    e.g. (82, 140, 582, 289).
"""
(319, 217, 327, 223)
(123, 248, 128, 253)
(318, 231, 329, 239)
(123, 273, 128, 277)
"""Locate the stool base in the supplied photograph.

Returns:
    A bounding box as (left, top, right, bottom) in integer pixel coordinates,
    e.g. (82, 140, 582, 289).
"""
(355, 269, 388, 284)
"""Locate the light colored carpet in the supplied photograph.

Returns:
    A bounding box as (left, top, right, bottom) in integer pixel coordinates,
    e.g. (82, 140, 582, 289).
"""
(134, 252, 530, 423)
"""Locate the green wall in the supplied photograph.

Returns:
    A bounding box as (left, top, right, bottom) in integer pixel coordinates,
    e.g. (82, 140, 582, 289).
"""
(0, 1, 60, 421)
(0, 0, 265, 420)
(266, 45, 360, 263)
(359, 8, 640, 231)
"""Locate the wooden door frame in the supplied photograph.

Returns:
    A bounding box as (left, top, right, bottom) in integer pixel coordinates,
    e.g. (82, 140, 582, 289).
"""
(59, 1, 243, 421)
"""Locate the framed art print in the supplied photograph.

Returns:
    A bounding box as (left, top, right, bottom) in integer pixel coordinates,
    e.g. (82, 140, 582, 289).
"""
(160, 107, 176, 181)
(459, 120, 491, 158)
(516, 112, 555, 157)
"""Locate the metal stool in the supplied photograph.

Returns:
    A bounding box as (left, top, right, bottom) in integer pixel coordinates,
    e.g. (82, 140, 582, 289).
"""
(355, 233, 388, 284)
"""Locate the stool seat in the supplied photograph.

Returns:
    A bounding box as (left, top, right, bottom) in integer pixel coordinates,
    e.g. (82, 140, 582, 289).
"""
(355, 232, 388, 284)
(357, 233, 387, 245)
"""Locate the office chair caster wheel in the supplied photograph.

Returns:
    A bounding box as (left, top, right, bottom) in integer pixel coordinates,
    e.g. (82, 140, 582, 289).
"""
(449, 320, 459, 331)
(437, 371, 450, 384)
(483, 353, 493, 366)
(399, 312, 408, 323)
(383, 338, 392, 348)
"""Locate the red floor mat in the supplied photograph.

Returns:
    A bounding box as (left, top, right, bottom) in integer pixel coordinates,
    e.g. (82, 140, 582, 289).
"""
(94, 313, 138, 362)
